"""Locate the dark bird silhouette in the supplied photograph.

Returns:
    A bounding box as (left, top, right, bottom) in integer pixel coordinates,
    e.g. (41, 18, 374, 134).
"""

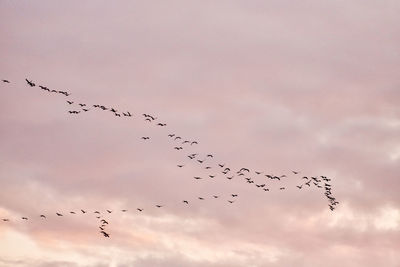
(194, 176, 202, 180)
(213, 195, 219, 198)
(115, 113, 121, 117)
(177, 165, 184, 168)
(137, 208, 143, 212)
(157, 123, 167, 126)
(263, 188, 270, 192)
(2, 79, 10, 83)
(70, 211, 76, 214)
(40, 215, 46, 218)
(228, 200, 235, 203)
(100, 219, 109, 224)
(22, 217, 28, 220)
(67, 101, 74, 104)
(207, 154, 213, 158)
(2, 219, 9, 221)
(239, 168, 250, 173)
(25, 79, 35, 87)
(183, 200, 189, 204)
(209, 175, 215, 178)
(81, 209, 86, 214)
(198, 197, 204, 200)
(106, 210, 112, 214)
(121, 209, 127, 212)
(110, 108, 117, 113)
(219, 164, 225, 168)
(141, 137, 150, 140)
(174, 146, 183, 150)
(255, 171, 262, 175)
(174, 136, 182, 140)
(82, 108, 89, 112)
(56, 213, 63, 216)
(279, 187, 285, 190)
(231, 194, 238, 197)
(226, 176, 234, 180)
(197, 160, 204, 163)
(297, 185, 303, 189)
(94, 211, 100, 214)
(156, 205, 163, 208)
(168, 134, 175, 137)
(182, 140, 190, 144)
(101, 231, 110, 238)
(191, 141, 198, 145)
(292, 171, 299, 174)
(79, 103, 86, 107)
(123, 111, 132, 117)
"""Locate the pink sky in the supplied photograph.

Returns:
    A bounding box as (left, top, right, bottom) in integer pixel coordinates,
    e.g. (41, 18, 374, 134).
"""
(1, 1, 400, 266)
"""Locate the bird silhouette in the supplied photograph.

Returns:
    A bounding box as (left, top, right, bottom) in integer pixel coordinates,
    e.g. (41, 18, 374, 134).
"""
(67, 101, 74, 104)
(2, 219, 9, 221)
(40, 215, 46, 218)
(156, 205, 163, 208)
(2, 79, 10, 83)
(56, 213, 63, 216)
(183, 200, 189, 204)
(137, 208, 143, 212)
(25, 79, 35, 87)
(22, 217, 28, 220)
(81, 209, 86, 213)
(190, 141, 198, 145)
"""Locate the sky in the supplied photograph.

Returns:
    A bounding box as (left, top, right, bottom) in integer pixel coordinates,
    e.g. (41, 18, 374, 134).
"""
(1, 1, 400, 266)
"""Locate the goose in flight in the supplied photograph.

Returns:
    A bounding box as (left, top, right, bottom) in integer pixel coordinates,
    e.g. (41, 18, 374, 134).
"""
(137, 208, 143, 212)
(25, 79, 35, 87)
(56, 213, 63, 216)
(183, 200, 189, 204)
(2, 79, 10, 83)
(40, 215, 46, 218)
(191, 141, 198, 145)
(67, 101, 74, 104)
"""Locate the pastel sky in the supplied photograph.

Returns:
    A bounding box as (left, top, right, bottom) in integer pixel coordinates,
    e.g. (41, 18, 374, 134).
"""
(1, 1, 400, 266)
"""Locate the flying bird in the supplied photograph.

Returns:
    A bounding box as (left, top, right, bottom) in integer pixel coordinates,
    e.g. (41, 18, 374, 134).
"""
(183, 200, 189, 204)
(25, 79, 35, 87)
(56, 213, 63, 216)
(2, 79, 10, 83)
(40, 215, 46, 218)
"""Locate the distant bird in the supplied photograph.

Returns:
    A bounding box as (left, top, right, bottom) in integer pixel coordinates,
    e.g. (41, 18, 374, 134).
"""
(56, 213, 63, 216)
(183, 200, 189, 204)
(137, 208, 143, 212)
(25, 79, 35, 87)
(115, 113, 121, 117)
(191, 141, 198, 145)
(40, 215, 46, 218)
(182, 140, 190, 144)
(156, 205, 163, 208)
(157, 123, 167, 126)
(79, 103, 86, 107)
(231, 194, 238, 197)
(141, 137, 150, 140)
(100, 231, 110, 238)
(194, 176, 202, 180)
(177, 165, 184, 168)
(263, 188, 270, 192)
(209, 175, 215, 178)
(121, 209, 127, 212)
(207, 154, 213, 158)
(110, 108, 117, 112)
(228, 200, 234, 203)
(218, 164, 225, 168)
(213, 195, 219, 198)
(292, 171, 299, 174)
(94, 211, 100, 214)
(2, 79, 10, 83)
(297, 185, 303, 189)
(174, 136, 182, 140)
(197, 160, 204, 163)
(174, 146, 183, 150)
(67, 101, 74, 104)
(81, 209, 86, 214)
(22, 217, 28, 220)
(198, 197, 204, 200)
(226, 176, 234, 180)
(82, 108, 89, 112)
(106, 210, 112, 213)
(123, 111, 132, 117)
(239, 168, 250, 173)
(168, 134, 175, 137)
(70, 211, 76, 214)
(279, 187, 285, 190)
(255, 171, 262, 175)
(2, 219, 9, 221)
(100, 219, 108, 224)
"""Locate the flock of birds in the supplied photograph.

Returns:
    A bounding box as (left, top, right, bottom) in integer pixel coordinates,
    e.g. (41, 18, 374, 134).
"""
(1, 78, 339, 238)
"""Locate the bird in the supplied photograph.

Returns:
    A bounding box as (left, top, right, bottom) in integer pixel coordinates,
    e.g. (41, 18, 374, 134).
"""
(156, 205, 163, 208)
(157, 123, 167, 126)
(110, 108, 117, 112)
(183, 200, 189, 204)
(100, 219, 108, 224)
(207, 154, 213, 158)
(141, 137, 150, 140)
(297, 185, 303, 189)
(100, 231, 110, 238)
(2, 219, 9, 221)
(239, 168, 250, 173)
(197, 160, 204, 163)
(2, 79, 10, 83)
(106, 210, 112, 214)
(209, 175, 215, 178)
(82, 108, 89, 112)
(40, 215, 46, 218)
(218, 164, 225, 168)
(177, 165, 184, 168)
(228, 200, 235, 203)
(94, 211, 100, 214)
(121, 209, 127, 212)
(182, 140, 190, 144)
(226, 176, 234, 180)
(213, 195, 219, 198)
(255, 171, 262, 175)
(79, 103, 86, 107)
(168, 134, 175, 137)
(292, 171, 299, 174)
(263, 188, 270, 192)
(25, 79, 35, 87)
(194, 176, 202, 180)
(174, 136, 182, 140)
(56, 213, 63, 216)
(22, 217, 28, 220)
(231, 194, 238, 197)
(137, 208, 143, 212)
(70, 211, 76, 214)
(67, 101, 74, 104)
(174, 146, 183, 150)
(115, 113, 121, 117)
(198, 197, 204, 200)
(81, 209, 86, 213)
(279, 187, 285, 190)
(191, 141, 198, 145)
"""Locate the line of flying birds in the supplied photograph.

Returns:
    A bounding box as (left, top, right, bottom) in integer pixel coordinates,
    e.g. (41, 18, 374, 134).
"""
(1, 78, 339, 238)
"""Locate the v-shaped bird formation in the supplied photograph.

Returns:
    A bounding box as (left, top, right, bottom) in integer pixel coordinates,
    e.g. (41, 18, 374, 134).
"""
(1, 78, 339, 238)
